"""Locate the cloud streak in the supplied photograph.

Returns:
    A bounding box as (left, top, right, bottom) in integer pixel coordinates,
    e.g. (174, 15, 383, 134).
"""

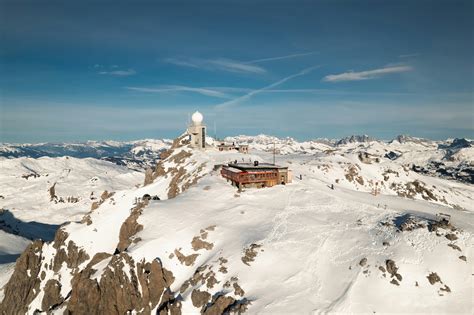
(165, 58, 266, 74)
(246, 51, 317, 64)
(99, 69, 136, 76)
(215, 65, 320, 109)
(323, 65, 412, 82)
(399, 53, 419, 58)
(164, 52, 316, 74)
(126, 85, 231, 99)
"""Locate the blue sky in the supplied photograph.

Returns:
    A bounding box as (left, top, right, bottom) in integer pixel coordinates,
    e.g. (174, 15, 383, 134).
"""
(0, 0, 473, 143)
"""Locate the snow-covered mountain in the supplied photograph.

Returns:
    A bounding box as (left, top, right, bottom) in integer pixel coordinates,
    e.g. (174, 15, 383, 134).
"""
(0, 134, 473, 314)
(0, 139, 172, 170)
(224, 134, 473, 184)
(0, 155, 147, 305)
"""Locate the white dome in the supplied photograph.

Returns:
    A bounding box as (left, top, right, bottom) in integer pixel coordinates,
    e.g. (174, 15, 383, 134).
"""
(191, 111, 203, 125)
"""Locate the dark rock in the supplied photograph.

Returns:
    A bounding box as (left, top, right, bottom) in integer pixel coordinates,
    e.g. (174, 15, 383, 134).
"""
(42, 279, 64, 311)
(191, 289, 211, 308)
(385, 259, 398, 277)
(445, 233, 458, 241)
(0, 240, 44, 314)
(67, 253, 176, 314)
(395, 273, 403, 281)
(448, 243, 462, 251)
(427, 272, 441, 285)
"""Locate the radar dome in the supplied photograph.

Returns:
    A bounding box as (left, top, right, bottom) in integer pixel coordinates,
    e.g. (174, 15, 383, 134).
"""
(191, 111, 203, 125)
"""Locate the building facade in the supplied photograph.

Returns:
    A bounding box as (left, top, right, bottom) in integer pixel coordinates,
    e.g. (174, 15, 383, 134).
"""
(221, 161, 292, 189)
(187, 111, 206, 149)
(217, 142, 249, 154)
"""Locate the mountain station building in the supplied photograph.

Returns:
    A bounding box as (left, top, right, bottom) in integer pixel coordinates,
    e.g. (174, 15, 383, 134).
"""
(217, 142, 249, 154)
(221, 161, 292, 189)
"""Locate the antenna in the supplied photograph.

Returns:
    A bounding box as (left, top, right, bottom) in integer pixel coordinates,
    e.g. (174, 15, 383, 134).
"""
(273, 142, 276, 165)
(214, 121, 217, 140)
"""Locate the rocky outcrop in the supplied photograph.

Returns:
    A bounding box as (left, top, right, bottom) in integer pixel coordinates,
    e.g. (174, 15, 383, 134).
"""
(66, 253, 178, 314)
(202, 294, 249, 315)
(117, 200, 147, 252)
(0, 240, 44, 314)
(144, 134, 189, 187)
(192, 289, 211, 308)
(51, 229, 89, 273)
(337, 135, 374, 146)
(144, 167, 154, 186)
(49, 182, 57, 201)
(242, 244, 262, 266)
(391, 135, 432, 145)
(41, 279, 64, 312)
(144, 146, 206, 199)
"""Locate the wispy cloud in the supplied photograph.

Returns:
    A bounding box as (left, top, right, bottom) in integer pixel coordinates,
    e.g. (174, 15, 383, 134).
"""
(99, 69, 136, 76)
(164, 52, 316, 74)
(399, 53, 419, 58)
(126, 85, 231, 99)
(246, 51, 318, 64)
(323, 65, 412, 82)
(165, 57, 266, 74)
(215, 65, 320, 109)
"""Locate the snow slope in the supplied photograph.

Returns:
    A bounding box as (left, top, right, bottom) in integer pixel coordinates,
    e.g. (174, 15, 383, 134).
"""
(0, 156, 144, 225)
(0, 156, 145, 310)
(1, 139, 472, 314)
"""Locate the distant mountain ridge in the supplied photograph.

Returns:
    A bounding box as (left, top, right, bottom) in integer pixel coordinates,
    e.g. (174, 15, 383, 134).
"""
(0, 139, 172, 170)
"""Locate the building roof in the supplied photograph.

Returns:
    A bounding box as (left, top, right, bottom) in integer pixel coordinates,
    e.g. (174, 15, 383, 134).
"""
(227, 162, 288, 171)
(224, 166, 243, 173)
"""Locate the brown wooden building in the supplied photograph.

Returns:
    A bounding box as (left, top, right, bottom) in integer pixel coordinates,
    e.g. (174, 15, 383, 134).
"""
(221, 161, 291, 189)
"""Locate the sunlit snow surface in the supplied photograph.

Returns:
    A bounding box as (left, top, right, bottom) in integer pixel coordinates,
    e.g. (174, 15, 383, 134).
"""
(0, 136, 473, 313)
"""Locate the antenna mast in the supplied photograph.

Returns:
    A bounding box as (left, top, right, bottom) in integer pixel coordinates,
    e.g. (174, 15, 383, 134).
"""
(214, 121, 217, 140)
(273, 142, 276, 165)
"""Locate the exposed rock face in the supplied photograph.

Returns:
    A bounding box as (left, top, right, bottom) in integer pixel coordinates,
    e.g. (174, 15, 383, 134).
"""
(168, 167, 189, 199)
(386, 260, 398, 277)
(144, 134, 189, 187)
(174, 249, 199, 266)
(427, 272, 441, 285)
(337, 135, 374, 146)
(0, 240, 44, 314)
(41, 279, 64, 311)
(49, 182, 57, 201)
(202, 294, 249, 315)
(51, 229, 90, 273)
(345, 164, 364, 185)
(242, 244, 262, 266)
(117, 200, 147, 252)
(191, 289, 211, 308)
(142, 136, 206, 199)
(392, 134, 431, 145)
(66, 253, 178, 314)
(144, 167, 154, 186)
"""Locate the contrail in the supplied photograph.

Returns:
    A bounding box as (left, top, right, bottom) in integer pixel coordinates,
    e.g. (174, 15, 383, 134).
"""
(215, 65, 321, 110)
(246, 52, 318, 64)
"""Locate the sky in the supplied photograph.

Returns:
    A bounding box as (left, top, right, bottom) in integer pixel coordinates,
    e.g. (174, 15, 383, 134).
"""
(0, 0, 473, 143)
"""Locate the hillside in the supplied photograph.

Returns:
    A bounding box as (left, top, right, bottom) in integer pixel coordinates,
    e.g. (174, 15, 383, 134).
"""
(0, 136, 472, 314)
(0, 139, 171, 170)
